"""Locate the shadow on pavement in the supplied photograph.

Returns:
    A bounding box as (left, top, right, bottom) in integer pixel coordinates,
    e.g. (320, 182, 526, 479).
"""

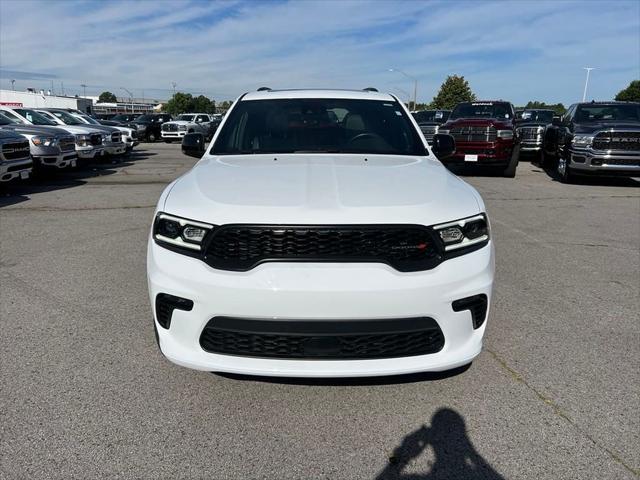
(0, 149, 156, 208)
(214, 363, 472, 386)
(376, 408, 506, 480)
(536, 162, 639, 187)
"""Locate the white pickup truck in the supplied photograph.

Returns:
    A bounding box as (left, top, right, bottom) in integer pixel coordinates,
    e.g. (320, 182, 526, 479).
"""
(161, 113, 214, 142)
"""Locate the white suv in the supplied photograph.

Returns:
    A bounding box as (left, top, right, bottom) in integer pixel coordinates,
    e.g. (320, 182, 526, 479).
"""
(147, 89, 494, 378)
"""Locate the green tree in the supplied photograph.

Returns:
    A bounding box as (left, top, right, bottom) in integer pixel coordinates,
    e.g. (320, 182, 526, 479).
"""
(192, 95, 216, 113)
(615, 80, 640, 102)
(523, 101, 566, 115)
(430, 75, 476, 110)
(98, 91, 117, 103)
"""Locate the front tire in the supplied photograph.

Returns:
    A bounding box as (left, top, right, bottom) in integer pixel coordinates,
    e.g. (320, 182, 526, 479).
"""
(502, 150, 519, 178)
(147, 131, 157, 142)
(558, 156, 575, 183)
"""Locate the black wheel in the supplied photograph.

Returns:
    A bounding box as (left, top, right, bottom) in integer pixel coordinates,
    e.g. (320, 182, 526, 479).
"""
(502, 149, 519, 178)
(557, 155, 575, 183)
(147, 131, 157, 142)
(538, 149, 553, 168)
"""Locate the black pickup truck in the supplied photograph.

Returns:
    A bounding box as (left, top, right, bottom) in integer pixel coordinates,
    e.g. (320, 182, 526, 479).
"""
(542, 101, 640, 183)
(516, 109, 555, 156)
(130, 113, 173, 142)
(412, 110, 451, 143)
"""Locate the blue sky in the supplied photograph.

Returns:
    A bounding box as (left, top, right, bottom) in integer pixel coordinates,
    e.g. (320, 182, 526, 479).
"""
(0, 0, 638, 105)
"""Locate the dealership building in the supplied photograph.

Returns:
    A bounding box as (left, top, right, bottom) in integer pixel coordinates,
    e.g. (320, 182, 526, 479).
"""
(0, 89, 94, 113)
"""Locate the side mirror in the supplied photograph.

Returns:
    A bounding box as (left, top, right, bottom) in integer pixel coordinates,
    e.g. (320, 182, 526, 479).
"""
(182, 132, 205, 158)
(431, 133, 455, 158)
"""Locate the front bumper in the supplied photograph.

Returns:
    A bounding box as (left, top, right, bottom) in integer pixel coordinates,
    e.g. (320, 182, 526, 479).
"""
(33, 151, 78, 169)
(77, 146, 104, 159)
(147, 240, 495, 377)
(0, 157, 32, 182)
(104, 142, 127, 155)
(519, 140, 542, 152)
(443, 141, 514, 166)
(161, 131, 187, 139)
(569, 148, 640, 176)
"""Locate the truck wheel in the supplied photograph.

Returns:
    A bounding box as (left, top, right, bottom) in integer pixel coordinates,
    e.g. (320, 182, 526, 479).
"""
(147, 132, 157, 142)
(502, 151, 519, 178)
(558, 156, 575, 184)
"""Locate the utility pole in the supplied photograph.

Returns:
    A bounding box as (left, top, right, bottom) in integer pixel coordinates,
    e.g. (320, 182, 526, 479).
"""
(121, 87, 134, 113)
(80, 83, 87, 98)
(388, 69, 418, 111)
(172, 82, 177, 96)
(11, 79, 15, 91)
(61, 81, 65, 96)
(582, 67, 595, 102)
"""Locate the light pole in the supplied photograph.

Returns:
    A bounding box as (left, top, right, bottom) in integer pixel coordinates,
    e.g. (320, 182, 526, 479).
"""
(171, 82, 177, 97)
(11, 79, 15, 91)
(582, 67, 595, 102)
(80, 83, 87, 98)
(121, 87, 133, 113)
(389, 68, 418, 110)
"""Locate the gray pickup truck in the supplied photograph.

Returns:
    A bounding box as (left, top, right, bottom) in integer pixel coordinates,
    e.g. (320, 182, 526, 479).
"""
(0, 129, 32, 182)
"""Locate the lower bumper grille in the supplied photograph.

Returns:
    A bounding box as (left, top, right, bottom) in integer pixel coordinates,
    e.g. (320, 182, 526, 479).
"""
(602, 157, 640, 166)
(199, 317, 445, 359)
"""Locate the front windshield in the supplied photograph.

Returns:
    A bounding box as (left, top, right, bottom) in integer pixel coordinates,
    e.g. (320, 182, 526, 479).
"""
(520, 110, 554, 123)
(79, 115, 100, 125)
(113, 115, 131, 122)
(14, 108, 58, 126)
(450, 102, 513, 120)
(412, 110, 449, 124)
(177, 114, 195, 121)
(212, 98, 426, 156)
(575, 104, 640, 122)
(135, 115, 154, 122)
(50, 110, 83, 125)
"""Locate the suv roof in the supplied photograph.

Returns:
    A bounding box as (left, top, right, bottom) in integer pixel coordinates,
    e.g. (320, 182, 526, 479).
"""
(242, 89, 396, 102)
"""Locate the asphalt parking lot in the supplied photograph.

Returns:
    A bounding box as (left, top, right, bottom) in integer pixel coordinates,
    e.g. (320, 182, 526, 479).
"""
(1, 145, 638, 479)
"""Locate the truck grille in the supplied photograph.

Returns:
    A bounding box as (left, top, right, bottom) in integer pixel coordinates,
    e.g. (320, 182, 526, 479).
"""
(163, 123, 178, 132)
(420, 125, 438, 142)
(110, 132, 122, 143)
(203, 225, 442, 272)
(59, 136, 76, 152)
(90, 133, 102, 146)
(1, 140, 30, 161)
(518, 126, 543, 140)
(199, 316, 445, 360)
(592, 131, 640, 152)
(450, 126, 497, 142)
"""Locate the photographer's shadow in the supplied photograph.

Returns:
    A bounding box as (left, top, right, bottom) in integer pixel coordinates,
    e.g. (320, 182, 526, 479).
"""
(376, 408, 505, 480)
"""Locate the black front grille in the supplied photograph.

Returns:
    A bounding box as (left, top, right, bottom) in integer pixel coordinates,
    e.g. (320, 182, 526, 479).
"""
(199, 316, 445, 359)
(203, 225, 441, 272)
(593, 131, 640, 151)
(450, 126, 497, 143)
(420, 125, 438, 142)
(163, 123, 179, 132)
(90, 133, 102, 146)
(2, 141, 30, 160)
(111, 132, 122, 143)
(60, 136, 76, 152)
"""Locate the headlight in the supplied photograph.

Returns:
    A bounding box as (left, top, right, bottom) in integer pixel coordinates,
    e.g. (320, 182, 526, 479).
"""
(75, 134, 90, 146)
(153, 213, 214, 252)
(496, 130, 513, 140)
(101, 134, 109, 142)
(572, 134, 594, 147)
(31, 136, 57, 147)
(433, 214, 490, 252)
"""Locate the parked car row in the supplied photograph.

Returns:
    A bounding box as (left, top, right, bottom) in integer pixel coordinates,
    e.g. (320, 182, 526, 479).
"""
(412, 100, 640, 182)
(0, 106, 138, 183)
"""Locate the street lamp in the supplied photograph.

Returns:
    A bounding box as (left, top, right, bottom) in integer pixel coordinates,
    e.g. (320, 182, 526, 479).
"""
(389, 68, 418, 110)
(80, 83, 87, 98)
(11, 79, 15, 91)
(171, 82, 177, 96)
(582, 67, 595, 102)
(121, 87, 133, 113)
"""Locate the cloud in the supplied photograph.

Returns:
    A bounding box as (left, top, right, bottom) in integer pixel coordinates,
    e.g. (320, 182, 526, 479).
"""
(0, 0, 638, 105)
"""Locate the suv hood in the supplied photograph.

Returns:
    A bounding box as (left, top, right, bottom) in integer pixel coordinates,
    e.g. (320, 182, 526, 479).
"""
(574, 121, 640, 134)
(164, 154, 483, 225)
(0, 128, 26, 141)
(48, 124, 101, 135)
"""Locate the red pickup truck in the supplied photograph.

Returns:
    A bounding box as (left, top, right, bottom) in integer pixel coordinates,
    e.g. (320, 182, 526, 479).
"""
(439, 101, 519, 177)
